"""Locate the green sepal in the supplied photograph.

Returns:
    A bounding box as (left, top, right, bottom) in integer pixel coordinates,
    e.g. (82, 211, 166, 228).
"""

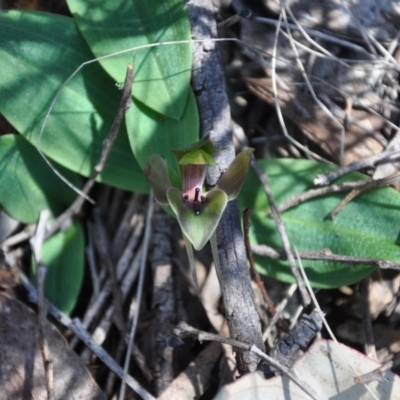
(173, 136, 217, 165)
(178, 148, 216, 166)
(167, 187, 228, 250)
(144, 154, 173, 205)
(217, 148, 254, 201)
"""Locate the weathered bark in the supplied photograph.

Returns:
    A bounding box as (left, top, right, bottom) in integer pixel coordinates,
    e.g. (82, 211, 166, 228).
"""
(185, 0, 265, 373)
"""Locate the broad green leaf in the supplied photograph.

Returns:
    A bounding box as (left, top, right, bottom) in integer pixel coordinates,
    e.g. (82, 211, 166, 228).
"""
(127, 90, 199, 172)
(239, 158, 400, 288)
(67, 0, 192, 120)
(31, 222, 85, 315)
(0, 135, 80, 224)
(0, 11, 148, 193)
(168, 187, 228, 250)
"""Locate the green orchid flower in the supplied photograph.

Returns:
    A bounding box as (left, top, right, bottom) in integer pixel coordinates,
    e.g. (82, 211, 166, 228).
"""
(144, 137, 254, 251)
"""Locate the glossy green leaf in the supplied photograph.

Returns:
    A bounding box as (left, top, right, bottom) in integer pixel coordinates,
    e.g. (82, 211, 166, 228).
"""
(0, 11, 148, 193)
(217, 148, 254, 200)
(0, 135, 80, 224)
(239, 158, 400, 288)
(31, 222, 85, 315)
(127, 90, 199, 172)
(67, 0, 192, 120)
(168, 187, 228, 250)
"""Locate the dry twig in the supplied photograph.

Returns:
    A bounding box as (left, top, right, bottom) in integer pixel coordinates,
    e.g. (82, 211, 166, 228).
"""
(30, 210, 55, 400)
(173, 321, 321, 400)
(251, 160, 311, 306)
(252, 244, 400, 271)
(18, 272, 154, 400)
(119, 192, 154, 400)
(243, 208, 276, 314)
(360, 277, 377, 360)
(186, 0, 265, 373)
(45, 65, 134, 238)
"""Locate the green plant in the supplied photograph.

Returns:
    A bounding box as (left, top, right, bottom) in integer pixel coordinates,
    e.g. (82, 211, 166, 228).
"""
(0, 0, 197, 312)
(240, 159, 400, 288)
(1, 2, 400, 314)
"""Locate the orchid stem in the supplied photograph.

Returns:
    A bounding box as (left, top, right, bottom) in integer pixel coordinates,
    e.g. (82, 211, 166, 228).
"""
(210, 233, 222, 286)
(183, 233, 198, 289)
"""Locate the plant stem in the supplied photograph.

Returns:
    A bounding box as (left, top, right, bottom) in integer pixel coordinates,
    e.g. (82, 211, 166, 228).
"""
(183, 233, 198, 288)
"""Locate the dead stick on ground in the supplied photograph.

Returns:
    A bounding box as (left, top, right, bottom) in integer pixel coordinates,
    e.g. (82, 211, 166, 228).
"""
(252, 244, 400, 270)
(328, 171, 400, 218)
(243, 208, 276, 314)
(119, 193, 154, 400)
(30, 210, 55, 400)
(46, 65, 134, 238)
(93, 208, 127, 335)
(251, 160, 311, 306)
(18, 272, 154, 400)
(173, 321, 321, 400)
(186, 0, 265, 373)
(275, 175, 399, 213)
(314, 148, 400, 186)
(360, 277, 377, 360)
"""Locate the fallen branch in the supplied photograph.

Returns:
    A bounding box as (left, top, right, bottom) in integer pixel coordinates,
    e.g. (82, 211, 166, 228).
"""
(252, 244, 400, 270)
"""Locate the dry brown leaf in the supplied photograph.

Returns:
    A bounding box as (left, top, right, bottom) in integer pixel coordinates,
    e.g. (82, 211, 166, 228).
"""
(0, 293, 105, 400)
(159, 341, 224, 400)
(215, 339, 400, 399)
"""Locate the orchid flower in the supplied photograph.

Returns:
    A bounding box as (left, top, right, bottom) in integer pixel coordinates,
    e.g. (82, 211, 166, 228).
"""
(144, 137, 254, 252)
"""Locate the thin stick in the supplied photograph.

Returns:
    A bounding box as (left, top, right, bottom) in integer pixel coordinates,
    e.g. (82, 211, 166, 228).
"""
(243, 208, 276, 314)
(45, 65, 134, 238)
(18, 272, 154, 400)
(276, 173, 400, 214)
(93, 208, 126, 335)
(328, 172, 400, 219)
(295, 249, 379, 400)
(217, 8, 252, 28)
(30, 210, 55, 400)
(251, 160, 310, 306)
(263, 283, 297, 341)
(360, 277, 377, 359)
(119, 192, 154, 400)
(173, 322, 321, 400)
(270, 14, 327, 163)
(252, 244, 400, 271)
(280, 1, 346, 164)
(314, 150, 400, 186)
(253, 17, 375, 57)
(86, 221, 100, 296)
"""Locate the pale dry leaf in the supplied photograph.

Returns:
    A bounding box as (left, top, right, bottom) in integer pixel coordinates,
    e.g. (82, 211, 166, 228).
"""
(215, 339, 400, 399)
(0, 293, 105, 400)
